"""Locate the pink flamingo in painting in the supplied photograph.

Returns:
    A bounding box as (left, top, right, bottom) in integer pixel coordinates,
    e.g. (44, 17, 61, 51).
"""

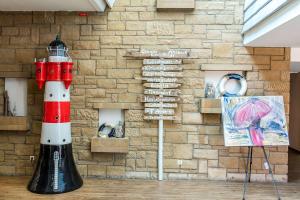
(233, 98, 272, 146)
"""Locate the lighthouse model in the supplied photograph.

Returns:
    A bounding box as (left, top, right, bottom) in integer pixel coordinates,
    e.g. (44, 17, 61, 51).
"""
(28, 35, 83, 194)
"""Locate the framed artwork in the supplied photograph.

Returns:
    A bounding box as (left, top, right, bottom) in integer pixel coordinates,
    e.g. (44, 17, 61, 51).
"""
(221, 96, 289, 147)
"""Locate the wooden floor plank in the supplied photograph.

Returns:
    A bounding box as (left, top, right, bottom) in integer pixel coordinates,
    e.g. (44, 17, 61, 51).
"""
(0, 176, 300, 200)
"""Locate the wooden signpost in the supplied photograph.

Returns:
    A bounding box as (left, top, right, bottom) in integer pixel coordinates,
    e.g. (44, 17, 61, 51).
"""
(126, 49, 189, 181)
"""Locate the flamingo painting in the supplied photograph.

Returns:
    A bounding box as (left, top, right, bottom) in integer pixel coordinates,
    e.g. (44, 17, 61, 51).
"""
(221, 96, 289, 147)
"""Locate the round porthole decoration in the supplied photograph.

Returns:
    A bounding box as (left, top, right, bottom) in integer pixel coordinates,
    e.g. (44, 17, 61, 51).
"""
(218, 73, 247, 97)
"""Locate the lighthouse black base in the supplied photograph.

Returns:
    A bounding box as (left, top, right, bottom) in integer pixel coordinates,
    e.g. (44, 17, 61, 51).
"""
(28, 144, 83, 194)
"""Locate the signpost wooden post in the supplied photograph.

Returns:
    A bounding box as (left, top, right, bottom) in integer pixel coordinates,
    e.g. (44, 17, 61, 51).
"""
(126, 49, 189, 181)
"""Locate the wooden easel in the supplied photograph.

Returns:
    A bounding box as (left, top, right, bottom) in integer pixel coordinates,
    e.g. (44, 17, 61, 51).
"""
(242, 146, 281, 200)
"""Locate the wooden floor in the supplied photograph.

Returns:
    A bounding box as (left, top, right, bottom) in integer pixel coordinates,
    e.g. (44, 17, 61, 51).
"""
(1, 177, 300, 200)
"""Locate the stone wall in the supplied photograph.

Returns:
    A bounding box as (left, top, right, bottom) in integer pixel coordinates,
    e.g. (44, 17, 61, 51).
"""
(0, 0, 290, 182)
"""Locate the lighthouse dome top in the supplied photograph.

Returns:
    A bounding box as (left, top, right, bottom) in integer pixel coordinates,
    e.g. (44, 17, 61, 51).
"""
(48, 35, 67, 50)
(47, 35, 69, 61)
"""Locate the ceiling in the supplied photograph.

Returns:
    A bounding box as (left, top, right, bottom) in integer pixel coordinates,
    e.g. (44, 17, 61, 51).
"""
(0, 0, 109, 12)
(244, 15, 300, 47)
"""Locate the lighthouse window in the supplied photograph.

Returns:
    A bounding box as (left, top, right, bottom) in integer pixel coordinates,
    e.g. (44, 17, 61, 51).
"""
(63, 139, 66, 142)
(49, 93, 53, 97)
(47, 140, 50, 143)
(63, 94, 66, 98)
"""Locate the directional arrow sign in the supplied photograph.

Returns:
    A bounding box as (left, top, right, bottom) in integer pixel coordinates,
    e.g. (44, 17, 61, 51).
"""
(142, 96, 180, 102)
(138, 77, 182, 83)
(144, 115, 177, 121)
(145, 103, 178, 108)
(143, 71, 183, 77)
(145, 108, 175, 115)
(143, 59, 182, 65)
(144, 83, 181, 89)
(142, 65, 182, 71)
(144, 89, 181, 96)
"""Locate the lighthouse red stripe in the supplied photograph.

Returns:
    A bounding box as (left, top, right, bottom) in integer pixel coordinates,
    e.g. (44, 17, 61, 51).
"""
(46, 62, 61, 81)
(43, 102, 70, 123)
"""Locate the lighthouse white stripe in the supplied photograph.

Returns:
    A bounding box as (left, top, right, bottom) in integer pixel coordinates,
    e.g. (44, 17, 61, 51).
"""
(44, 81, 70, 102)
(41, 122, 72, 145)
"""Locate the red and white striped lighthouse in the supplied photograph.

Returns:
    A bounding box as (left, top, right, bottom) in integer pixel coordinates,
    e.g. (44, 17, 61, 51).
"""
(28, 35, 82, 194)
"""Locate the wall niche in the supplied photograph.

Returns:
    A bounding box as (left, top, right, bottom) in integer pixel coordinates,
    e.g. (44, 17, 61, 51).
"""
(91, 108, 128, 153)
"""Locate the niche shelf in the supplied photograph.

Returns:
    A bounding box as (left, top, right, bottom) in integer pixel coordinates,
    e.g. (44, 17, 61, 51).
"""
(200, 98, 221, 114)
(0, 116, 29, 131)
(91, 137, 129, 153)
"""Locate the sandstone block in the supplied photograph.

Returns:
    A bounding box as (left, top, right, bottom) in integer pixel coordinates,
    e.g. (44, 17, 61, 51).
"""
(0, 166, 15, 175)
(108, 12, 121, 20)
(108, 69, 135, 79)
(146, 21, 174, 35)
(213, 43, 233, 58)
(123, 36, 157, 45)
(0, 49, 15, 64)
(198, 160, 208, 173)
(101, 36, 122, 45)
(216, 15, 233, 25)
(173, 144, 193, 159)
(208, 168, 226, 180)
(259, 71, 281, 81)
(2, 27, 19, 36)
(194, 149, 218, 159)
(181, 160, 197, 169)
(208, 135, 224, 146)
(78, 60, 96, 75)
(126, 21, 146, 30)
(165, 132, 187, 144)
(275, 165, 288, 175)
(126, 110, 144, 122)
(269, 152, 288, 165)
(16, 49, 35, 64)
(219, 157, 239, 169)
(185, 15, 215, 24)
(15, 144, 34, 156)
(97, 79, 117, 89)
(182, 112, 202, 124)
(108, 21, 126, 30)
(75, 109, 98, 120)
(88, 165, 106, 176)
(199, 125, 221, 135)
(74, 41, 99, 50)
(61, 25, 80, 40)
(88, 15, 107, 25)
(121, 12, 139, 20)
(8, 136, 25, 143)
(164, 159, 178, 169)
(107, 166, 125, 177)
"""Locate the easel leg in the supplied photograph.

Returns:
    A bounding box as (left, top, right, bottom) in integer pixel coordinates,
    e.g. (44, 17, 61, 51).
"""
(242, 147, 251, 200)
(261, 147, 281, 200)
(249, 147, 253, 182)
